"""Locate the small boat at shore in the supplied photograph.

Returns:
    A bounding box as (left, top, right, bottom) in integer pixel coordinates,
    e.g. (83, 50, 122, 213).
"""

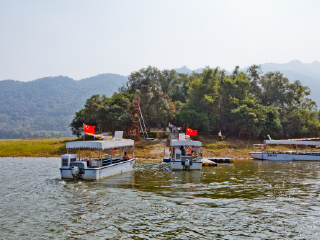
(169, 138, 203, 170)
(163, 133, 203, 170)
(250, 138, 320, 161)
(60, 131, 135, 180)
(163, 134, 235, 169)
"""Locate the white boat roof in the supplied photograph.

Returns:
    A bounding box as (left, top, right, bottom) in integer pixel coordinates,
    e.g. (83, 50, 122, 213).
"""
(170, 140, 202, 147)
(66, 140, 134, 149)
(265, 140, 320, 146)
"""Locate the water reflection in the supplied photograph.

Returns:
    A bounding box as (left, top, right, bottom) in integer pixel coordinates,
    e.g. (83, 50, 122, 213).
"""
(1, 158, 320, 239)
(99, 171, 135, 189)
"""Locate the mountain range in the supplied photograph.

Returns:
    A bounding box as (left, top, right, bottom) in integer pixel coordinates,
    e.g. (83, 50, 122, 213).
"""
(0, 74, 127, 139)
(0, 60, 319, 139)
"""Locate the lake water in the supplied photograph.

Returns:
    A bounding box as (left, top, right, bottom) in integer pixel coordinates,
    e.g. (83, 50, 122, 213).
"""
(1, 158, 320, 239)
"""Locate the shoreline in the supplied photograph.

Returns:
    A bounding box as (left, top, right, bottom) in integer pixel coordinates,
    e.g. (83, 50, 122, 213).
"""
(0, 136, 256, 159)
(0, 156, 254, 160)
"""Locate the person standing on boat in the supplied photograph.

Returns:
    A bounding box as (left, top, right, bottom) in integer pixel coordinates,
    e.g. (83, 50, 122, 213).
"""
(192, 146, 196, 155)
(180, 146, 186, 156)
(218, 130, 222, 141)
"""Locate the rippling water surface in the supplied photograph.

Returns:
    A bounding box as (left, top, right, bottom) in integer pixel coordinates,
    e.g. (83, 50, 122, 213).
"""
(1, 158, 320, 239)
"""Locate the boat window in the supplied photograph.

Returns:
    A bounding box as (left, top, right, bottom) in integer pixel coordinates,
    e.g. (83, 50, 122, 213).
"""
(62, 158, 69, 167)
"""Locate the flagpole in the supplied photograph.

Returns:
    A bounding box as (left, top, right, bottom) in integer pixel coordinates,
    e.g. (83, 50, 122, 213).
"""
(83, 123, 85, 141)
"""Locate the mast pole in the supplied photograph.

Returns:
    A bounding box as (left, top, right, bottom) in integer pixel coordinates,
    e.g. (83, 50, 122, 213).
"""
(139, 106, 149, 139)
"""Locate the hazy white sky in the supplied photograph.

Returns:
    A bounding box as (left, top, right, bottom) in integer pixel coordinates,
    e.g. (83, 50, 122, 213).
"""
(1, 0, 319, 81)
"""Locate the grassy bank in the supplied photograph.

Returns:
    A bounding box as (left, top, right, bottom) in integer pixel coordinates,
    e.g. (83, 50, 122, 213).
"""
(201, 136, 258, 159)
(134, 136, 259, 160)
(0, 136, 260, 159)
(0, 138, 77, 157)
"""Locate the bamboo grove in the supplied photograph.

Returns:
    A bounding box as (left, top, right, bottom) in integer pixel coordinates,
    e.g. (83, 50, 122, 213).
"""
(70, 65, 320, 139)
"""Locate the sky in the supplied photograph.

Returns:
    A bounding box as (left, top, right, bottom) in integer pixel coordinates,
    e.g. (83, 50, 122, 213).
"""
(0, 0, 319, 81)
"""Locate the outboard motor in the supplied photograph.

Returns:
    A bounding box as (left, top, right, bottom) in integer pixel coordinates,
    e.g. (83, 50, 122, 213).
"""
(184, 159, 190, 171)
(71, 166, 80, 178)
(70, 162, 87, 180)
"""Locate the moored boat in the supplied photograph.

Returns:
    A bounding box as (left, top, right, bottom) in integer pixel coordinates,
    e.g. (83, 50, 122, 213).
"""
(60, 131, 135, 180)
(250, 139, 320, 161)
(169, 137, 203, 170)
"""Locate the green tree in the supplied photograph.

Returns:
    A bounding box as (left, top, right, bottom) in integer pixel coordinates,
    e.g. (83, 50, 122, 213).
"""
(257, 71, 317, 137)
(70, 65, 320, 140)
(121, 66, 175, 130)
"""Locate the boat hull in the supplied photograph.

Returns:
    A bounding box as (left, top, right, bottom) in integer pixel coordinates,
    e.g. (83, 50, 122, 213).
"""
(171, 161, 202, 170)
(250, 152, 320, 161)
(60, 159, 135, 180)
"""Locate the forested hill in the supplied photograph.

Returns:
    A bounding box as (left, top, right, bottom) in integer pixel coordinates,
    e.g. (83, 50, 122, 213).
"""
(0, 74, 127, 139)
(70, 66, 320, 140)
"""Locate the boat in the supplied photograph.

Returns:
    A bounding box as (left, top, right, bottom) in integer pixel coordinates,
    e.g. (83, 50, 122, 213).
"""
(163, 133, 235, 168)
(250, 139, 320, 161)
(165, 134, 203, 170)
(60, 131, 135, 180)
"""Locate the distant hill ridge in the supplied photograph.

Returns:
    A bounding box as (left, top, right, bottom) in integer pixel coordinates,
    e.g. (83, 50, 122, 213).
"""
(174, 66, 204, 74)
(258, 60, 320, 78)
(0, 74, 127, 139)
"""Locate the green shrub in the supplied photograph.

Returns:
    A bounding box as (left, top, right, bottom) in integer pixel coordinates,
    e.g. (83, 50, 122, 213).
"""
(140, 132, 157, 138)
(159, 132, 168, 138)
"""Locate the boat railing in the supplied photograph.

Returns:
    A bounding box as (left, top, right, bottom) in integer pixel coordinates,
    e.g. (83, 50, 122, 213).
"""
(253, 144, 320, 155)
(253, 144, 267, 152)
(267, 149, 320, 155)
(172, 154, 200, 161)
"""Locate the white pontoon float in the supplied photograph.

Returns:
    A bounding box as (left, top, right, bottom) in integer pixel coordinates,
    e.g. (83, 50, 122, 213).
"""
(168, 138, 203, 170)
(250, 139, 320, 161)
(60, 131, 135, 180)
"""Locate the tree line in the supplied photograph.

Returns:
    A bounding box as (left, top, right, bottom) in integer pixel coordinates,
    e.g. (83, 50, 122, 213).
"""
(70, 65, 320, 139)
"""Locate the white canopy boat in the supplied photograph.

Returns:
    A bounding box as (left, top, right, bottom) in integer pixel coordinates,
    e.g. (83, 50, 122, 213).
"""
(250, 139, 320, 161)
(169, 138, 203, 170)
(60, 131, 135, 180)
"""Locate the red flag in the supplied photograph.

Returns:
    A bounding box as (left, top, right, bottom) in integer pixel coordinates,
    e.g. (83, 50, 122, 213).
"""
(186, 128, 197, 136)
(83, 123, 95, 134)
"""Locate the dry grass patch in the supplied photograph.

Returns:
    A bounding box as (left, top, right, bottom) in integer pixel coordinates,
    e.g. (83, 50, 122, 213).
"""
(0, 138, 77, 157)
(134, 139, 162, 160)
(0, 136, 264, 159)
(200, 137, 261, 159)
